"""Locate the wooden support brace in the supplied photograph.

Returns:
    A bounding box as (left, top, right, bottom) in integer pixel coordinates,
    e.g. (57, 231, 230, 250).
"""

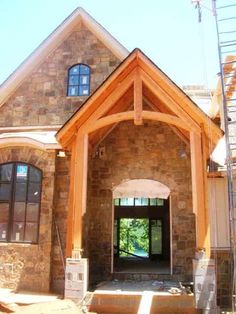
(190, 131, 211, 257)
(134, 70, 143, 125)
(66, 132, 88, 257)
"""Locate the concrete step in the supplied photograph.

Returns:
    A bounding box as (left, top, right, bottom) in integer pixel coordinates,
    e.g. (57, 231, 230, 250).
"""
(112, 272, 190, 282)
(89, 291, 196, 314)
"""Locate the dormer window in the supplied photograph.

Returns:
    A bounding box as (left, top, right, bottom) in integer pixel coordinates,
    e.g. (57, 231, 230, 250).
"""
(67, 64, 90, 97)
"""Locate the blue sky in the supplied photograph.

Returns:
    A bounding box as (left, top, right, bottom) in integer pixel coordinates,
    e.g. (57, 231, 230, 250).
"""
(0, 0, 219, 88)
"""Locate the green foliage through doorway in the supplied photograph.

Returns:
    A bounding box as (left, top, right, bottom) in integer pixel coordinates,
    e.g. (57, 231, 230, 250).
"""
(119, 218, 149, 257)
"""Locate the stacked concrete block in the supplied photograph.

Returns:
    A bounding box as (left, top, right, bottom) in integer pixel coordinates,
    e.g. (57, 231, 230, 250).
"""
(193, 259, 217, 311)
(64, 258, 88, 301)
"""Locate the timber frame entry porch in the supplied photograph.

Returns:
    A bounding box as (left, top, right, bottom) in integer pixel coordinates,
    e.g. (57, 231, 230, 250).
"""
(56, 48, 222, 263)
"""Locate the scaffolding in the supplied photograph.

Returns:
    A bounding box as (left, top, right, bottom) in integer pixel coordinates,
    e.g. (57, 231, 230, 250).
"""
(213, 0, 236, 311)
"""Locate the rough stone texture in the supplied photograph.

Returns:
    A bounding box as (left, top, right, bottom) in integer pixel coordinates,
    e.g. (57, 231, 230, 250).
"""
(0, 21, 120, 127)
(212, 249, 232, 308)
(86, 120, 195, 284)
(51, 154, 70, 293)
(0, 147, 56, 292)
(0, 18, 122, 294)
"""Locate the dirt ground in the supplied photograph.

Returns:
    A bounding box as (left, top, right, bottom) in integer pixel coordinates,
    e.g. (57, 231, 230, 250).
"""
(0, 300, 80, 313)
(0, 289, 96, 314)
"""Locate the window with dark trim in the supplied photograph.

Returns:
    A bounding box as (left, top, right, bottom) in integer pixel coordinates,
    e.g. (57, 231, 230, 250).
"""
(67, 64, 90, 96)
(114, 198, 164, 207)
(0, 163, 42, 243)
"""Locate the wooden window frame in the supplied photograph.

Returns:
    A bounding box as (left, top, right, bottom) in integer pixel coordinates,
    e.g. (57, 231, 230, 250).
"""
(0, 162, 42, 244)
(67, 63, 91, 97)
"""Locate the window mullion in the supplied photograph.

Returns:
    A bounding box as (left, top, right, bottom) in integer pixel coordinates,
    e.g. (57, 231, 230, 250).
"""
(22, 166, 30, 242)
(8, 164, 16, 243)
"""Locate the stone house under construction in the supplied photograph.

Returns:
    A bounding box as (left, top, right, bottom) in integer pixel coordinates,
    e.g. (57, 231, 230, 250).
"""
(0, 7, 232, 309)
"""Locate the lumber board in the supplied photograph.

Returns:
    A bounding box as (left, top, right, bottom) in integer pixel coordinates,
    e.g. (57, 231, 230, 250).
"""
(134, 69, 143, 125)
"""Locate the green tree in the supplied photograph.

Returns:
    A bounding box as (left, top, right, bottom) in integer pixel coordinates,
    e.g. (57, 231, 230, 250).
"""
(119, 219, 149, 257)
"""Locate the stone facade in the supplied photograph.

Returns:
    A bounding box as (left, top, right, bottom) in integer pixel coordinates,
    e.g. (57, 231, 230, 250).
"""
(0, 21, 120, 127)
(51, 154, 70, 293)
(86, 120, 195, 284)
(0, 11, 227, 309)
(0, 18, 121, 293)
(0, 146, 55, 292)
(213, 249, 232, 308)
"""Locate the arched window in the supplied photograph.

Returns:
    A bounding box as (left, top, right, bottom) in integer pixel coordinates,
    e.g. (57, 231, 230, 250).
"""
(0, 163, 42, 243)
(67, 64, 90, 96)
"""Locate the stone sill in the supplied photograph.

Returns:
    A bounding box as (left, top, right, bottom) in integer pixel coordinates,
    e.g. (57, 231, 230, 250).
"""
(0, 243, 38, 248)
(66, 96, 88, 100)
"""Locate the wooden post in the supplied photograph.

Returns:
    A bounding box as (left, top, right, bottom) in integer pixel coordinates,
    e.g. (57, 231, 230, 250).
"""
(66, 132, 88, 257)
(190, 131, 211, 257)
(134, 70, 143, 125)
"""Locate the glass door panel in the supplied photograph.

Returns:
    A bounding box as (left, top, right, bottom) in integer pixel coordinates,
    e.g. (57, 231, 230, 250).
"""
(151, 219, 162, 255)
(119, 218, 149, 258)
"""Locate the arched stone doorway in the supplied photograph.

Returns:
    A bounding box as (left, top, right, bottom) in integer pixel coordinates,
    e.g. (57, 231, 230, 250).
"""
(112, 179, 171, 274)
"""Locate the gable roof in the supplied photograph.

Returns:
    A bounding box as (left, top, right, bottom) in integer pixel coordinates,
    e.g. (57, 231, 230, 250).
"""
(0, 7, 129, 107)
(57, 48, 223, 152)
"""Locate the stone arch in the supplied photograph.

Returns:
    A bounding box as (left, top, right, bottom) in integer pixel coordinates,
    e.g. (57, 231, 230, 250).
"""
(112, 179, 170, 199)
(0, 137, 51, 151)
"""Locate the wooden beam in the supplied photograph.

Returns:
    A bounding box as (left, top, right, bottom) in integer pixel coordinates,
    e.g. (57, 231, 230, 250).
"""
(73, 133, 88, 251)
(90, 102, 134, 150)
(144, 96, 190, 146)
(190, 131, 210, 257)
(68, 70, 136, 143)
(86, 110, 192, 134)
(201, 126, 211, 257)
(134, 70, 143, 125)
(57, 53, 138, 144)
(140, 68, 201, 134)
(66, 132, 88, 256)
(138, 58, 222, 145)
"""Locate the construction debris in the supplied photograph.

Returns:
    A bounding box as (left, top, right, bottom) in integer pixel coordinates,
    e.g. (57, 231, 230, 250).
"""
(0, 289, 96, 314)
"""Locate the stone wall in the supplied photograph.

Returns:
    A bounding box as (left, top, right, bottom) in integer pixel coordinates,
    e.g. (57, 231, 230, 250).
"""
(86, 120, 195, 284)
(51, 154, 70, 293)
(0, 21, 120, 127)
(0, 147, 55, 292)
(213, 249, 232, 308)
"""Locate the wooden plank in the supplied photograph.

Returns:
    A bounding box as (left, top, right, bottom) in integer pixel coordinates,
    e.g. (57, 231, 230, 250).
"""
(140, 68, 201, 135)
(201, 126, 211, 257)
(190, 131, 210, 256)
(137, 51, 218, 127)
(61, 70, 136, 148)
(81, 71, 135, 129)
(144, 96, 190, 146)
(137, 51, 222, 143)
(66, 132, 88, 256)
(57, 52, 138, 144)
(89, 88, 133, 147)
(134, 70, 143, 125)
(73, 132, 88, 251)
(87, 110, 192, 134)
(90, 105, 134, 150)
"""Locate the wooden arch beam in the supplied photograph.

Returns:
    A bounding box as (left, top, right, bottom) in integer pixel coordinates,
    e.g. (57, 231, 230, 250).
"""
(86, 110, 194, 134)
